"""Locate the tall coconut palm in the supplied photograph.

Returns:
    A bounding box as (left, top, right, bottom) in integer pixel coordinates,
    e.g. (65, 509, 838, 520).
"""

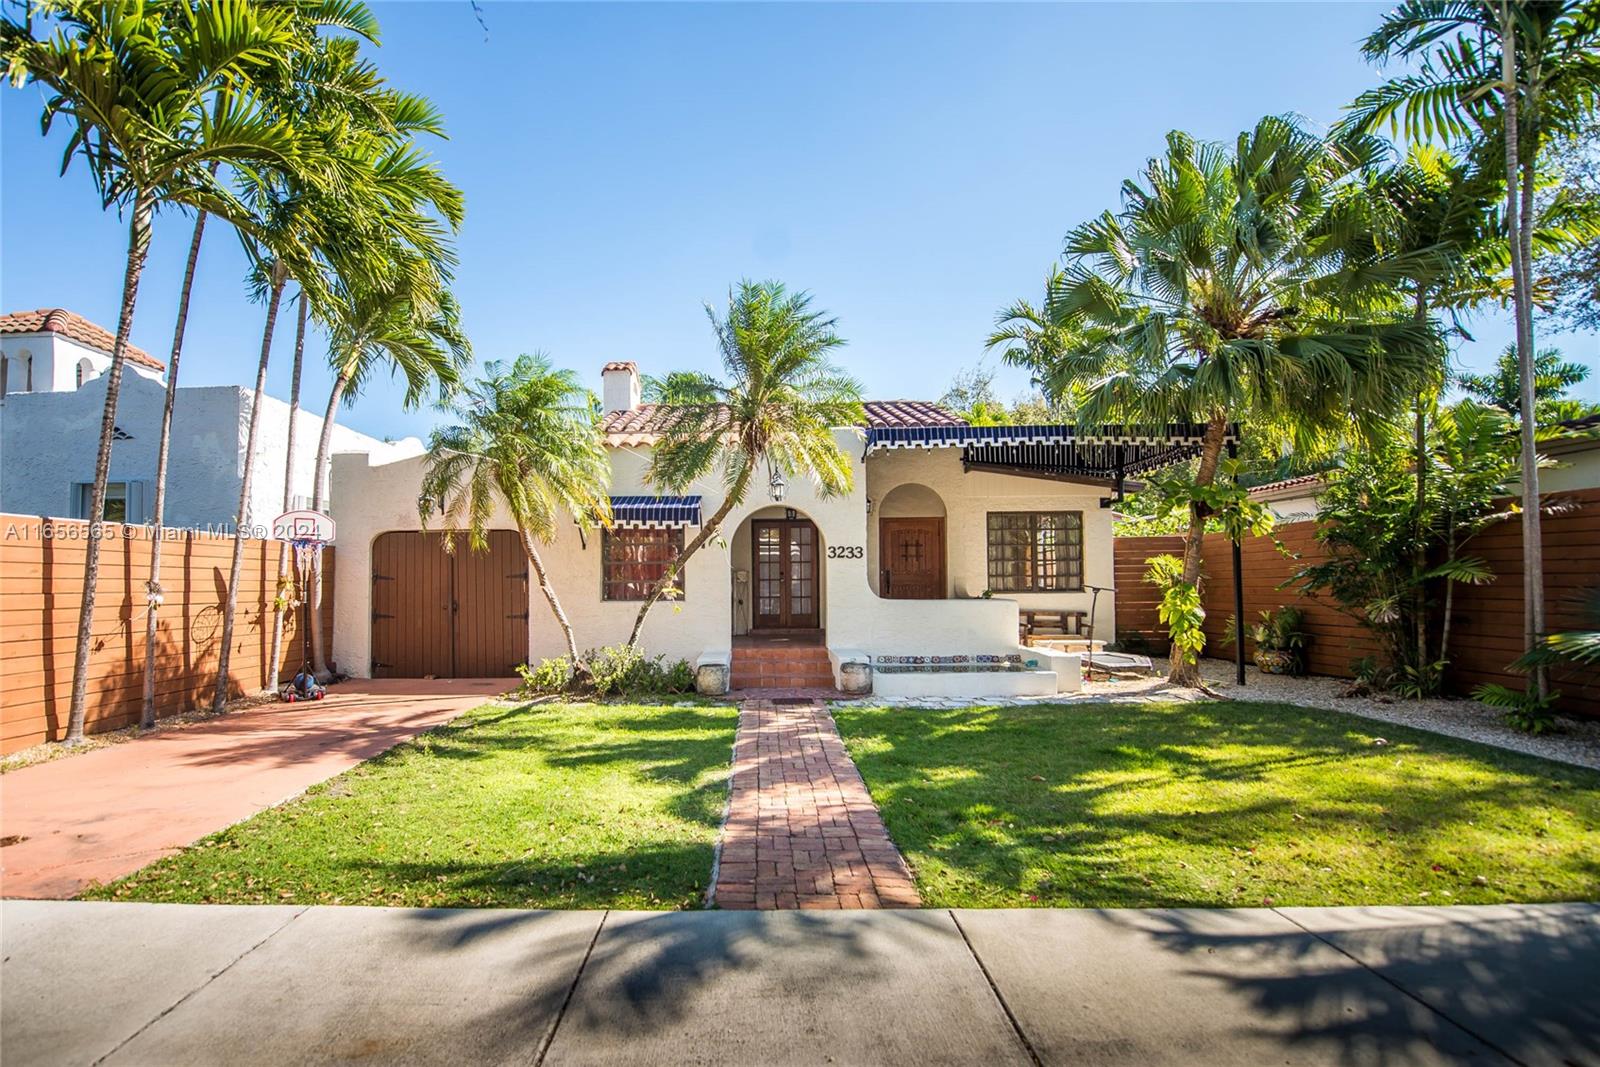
(3, 0, 306, 742)
(421, 355, 612, 665)
(628, 281, 864, 647)
(144, 0, 380, 724)
(1350, 0, 1600, 696)
(308, 273, 470, 675)
(989, 117, 1433, 686)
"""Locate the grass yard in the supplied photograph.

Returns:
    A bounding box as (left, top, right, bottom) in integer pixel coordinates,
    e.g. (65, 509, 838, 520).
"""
(84, 700, 738, 910)
(832, 700, 1600, 909)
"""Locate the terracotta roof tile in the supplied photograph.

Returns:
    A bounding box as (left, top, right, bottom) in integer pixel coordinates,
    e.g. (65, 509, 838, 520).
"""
(0, 309, 164, 371)
(600, 399, 965, 444)
(602, 360, 638, 373)
(861, 400, 967, 428)
(1247, 473, 1327, 499)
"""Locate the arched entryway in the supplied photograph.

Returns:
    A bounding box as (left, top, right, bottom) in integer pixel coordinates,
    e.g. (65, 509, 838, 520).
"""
(731, 507, 825, 636)
(876, 483, 946, 599)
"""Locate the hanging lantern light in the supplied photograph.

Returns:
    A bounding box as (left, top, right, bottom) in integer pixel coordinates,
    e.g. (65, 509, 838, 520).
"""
(767, 464, 787, 502)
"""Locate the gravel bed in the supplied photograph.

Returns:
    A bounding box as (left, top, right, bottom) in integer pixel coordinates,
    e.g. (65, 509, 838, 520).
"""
(831, 657, 1600, 772)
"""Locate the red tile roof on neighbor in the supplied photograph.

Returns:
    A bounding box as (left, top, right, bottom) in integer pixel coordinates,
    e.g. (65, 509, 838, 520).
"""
(1247, 473, 1328, 499)
(601, 399, 966, 444)
(0, 308, 165, 371)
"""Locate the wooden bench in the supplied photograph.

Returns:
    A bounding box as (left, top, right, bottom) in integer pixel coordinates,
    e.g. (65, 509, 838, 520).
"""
(1019, 609, 1090, 646)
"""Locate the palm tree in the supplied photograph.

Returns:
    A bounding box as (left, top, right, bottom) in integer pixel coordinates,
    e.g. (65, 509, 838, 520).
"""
(989, 117, 1432, 687)
(1459, 343, 1593, 416)
(264, 288, 310, 693)
(421, 355, 612, 665)
(3, 0, 306, 742)
(1360, 145, 1506, 684)
(308, 274, 470, 676)
(628, 281, 864, 647)
(1350, 0, 1600, 696)
(144, 1, 380, 724)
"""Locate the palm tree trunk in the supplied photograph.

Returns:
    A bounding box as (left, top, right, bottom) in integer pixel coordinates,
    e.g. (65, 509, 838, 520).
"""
(1411, 291, 1431, 689)
(309, 369, 350, 677)
(141, 205, 209, 728)
(520, 528, 580, 664)
(1500, 8, 1547, 700)
(213, 265, 287, 712)
(65, 190, 154, 745)
(628, 464, 754, 648)
(1168, 414, 1229, 688)
(266, 291, 308, 693)
(1516, 82, 1547, 700)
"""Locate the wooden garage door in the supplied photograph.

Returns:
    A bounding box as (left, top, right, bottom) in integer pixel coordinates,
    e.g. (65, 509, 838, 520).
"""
(371, 531, 528, 678)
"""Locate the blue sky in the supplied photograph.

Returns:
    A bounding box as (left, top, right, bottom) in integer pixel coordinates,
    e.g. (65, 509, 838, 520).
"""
(3, 1, 1595, 444)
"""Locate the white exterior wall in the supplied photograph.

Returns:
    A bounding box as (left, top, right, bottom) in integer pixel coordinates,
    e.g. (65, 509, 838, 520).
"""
(0, 374, 395, 529)
(1, 333, 163, 395)
(330, 428, 1122, 678)
(1527, 442, 1600, 493)
(864, 446, 1117, 638)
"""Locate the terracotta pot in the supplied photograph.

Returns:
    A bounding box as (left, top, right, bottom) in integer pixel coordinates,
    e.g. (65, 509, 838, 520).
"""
(1254, 648, 1296, 675)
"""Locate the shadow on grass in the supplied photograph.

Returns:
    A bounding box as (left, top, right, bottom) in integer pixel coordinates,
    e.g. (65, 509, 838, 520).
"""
(833, 700, 1600, 909)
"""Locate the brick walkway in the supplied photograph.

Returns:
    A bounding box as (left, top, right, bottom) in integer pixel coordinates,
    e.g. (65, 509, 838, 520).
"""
(712, 697, 921, 910)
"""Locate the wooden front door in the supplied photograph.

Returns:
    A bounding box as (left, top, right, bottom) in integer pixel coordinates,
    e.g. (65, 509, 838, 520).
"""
(371, 530, 528, 677)
(752, 519, 820, 629)
(880, 517, 945, 599)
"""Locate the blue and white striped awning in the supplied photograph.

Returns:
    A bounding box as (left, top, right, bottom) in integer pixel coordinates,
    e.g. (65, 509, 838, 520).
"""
(866, 422, 1241, 494)
(610, 495, 701, 528)
(864, 423, 1236, 453)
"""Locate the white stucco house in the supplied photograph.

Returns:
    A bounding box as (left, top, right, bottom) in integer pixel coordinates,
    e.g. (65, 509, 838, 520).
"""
(0, 307, 415, 528)
(1248, 474, 1327, 521)
(330, 360, 1225, 697)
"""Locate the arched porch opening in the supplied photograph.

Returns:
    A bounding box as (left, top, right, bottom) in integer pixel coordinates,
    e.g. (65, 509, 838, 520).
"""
(871, 482, 947, 598)
(729, 505, 825, 639)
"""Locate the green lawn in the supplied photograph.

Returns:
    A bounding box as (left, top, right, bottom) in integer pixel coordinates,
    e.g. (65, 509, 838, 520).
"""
(84, 700, 738, 910)
(832, 700, 1600, 909)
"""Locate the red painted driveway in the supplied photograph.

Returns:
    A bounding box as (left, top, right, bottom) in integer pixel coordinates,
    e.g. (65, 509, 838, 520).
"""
(0, 679, 512, 899)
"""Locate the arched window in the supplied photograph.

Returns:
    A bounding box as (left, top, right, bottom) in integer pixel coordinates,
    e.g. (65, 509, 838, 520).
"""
(77, 358, 95, 387)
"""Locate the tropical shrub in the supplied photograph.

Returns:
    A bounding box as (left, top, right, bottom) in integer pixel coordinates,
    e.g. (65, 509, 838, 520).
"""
(1145, 555, 1206, 671)
(1294, 402, 1527, 697)
(519, 645, 696, 699)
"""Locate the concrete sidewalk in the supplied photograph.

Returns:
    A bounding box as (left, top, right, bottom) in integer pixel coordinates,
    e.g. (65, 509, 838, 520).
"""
(0, 679, 509, 898)
(2, 901, 1594, 1066)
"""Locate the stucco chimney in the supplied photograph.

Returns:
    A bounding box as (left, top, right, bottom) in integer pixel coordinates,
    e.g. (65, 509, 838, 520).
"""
(601, 360, 641, 413)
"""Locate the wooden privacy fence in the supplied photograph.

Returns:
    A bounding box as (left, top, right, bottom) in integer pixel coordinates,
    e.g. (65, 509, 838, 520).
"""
(1, 515, 335, 753)
(1114, 486, 1599, 715)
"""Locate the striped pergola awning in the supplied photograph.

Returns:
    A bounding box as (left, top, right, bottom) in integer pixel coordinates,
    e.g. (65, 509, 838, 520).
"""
(864, 422, 1240, 501)
(610, 495, 702, 528)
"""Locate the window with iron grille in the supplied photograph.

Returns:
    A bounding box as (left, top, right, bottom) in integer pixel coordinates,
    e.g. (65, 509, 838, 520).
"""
(986, 511, 1083, 592)
(602, 528, 685, 601)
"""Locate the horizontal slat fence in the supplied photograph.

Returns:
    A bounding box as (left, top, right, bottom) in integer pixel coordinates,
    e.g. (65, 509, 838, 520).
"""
(1113, 487, 1598, 715)
(1112, 535, 1182, 654)
(0, 515, 335, 753)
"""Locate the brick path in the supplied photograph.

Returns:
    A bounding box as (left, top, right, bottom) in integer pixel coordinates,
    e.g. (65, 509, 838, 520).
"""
(712, 697, 921, 910)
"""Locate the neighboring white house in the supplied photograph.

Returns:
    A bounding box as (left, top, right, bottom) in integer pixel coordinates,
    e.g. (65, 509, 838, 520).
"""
(0, 307, 415, 529)
(1248, 474, 1327, 522)
(330, 360, 1225, 695)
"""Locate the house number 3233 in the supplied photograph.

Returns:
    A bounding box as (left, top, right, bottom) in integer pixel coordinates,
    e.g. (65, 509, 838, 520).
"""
(827, 546, 864, 559)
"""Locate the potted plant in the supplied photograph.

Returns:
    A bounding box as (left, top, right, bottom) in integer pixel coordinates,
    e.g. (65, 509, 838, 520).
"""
(1250, 606, 1307, 675)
